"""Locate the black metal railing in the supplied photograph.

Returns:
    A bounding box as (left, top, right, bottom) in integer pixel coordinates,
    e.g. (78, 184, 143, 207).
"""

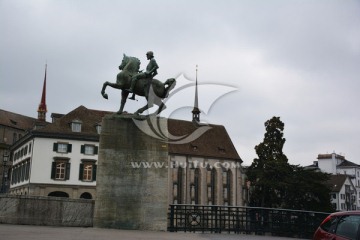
(168, 204, 329, 239)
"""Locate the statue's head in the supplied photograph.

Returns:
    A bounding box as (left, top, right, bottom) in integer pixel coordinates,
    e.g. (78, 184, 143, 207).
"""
(146, 51, 154, 58)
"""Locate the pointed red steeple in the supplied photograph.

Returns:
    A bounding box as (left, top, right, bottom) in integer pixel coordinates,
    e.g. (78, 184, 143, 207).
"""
(37, 64, 47, 121)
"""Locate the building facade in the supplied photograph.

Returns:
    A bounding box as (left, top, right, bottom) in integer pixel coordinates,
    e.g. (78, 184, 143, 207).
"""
(0, 109, 38, 193)
(8, 106, 245, 206)
(168, 119, 243, 206)
(328, 174, 357, 211)
(9, 106, 107, 199)
(315, 153, 360, 210)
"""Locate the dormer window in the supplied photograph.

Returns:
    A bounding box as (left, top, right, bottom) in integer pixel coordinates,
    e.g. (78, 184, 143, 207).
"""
(71, 120, 82, 132)
(218, 147, 226, 154)
(95, 123, 102, 134)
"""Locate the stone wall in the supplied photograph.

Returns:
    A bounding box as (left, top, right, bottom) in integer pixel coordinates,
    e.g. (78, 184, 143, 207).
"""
(0, 195, 94, 227)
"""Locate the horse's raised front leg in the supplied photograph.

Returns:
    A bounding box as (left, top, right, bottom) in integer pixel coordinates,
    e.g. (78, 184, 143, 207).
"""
(117, 90, 129, 114)
(101, 81, 110, 99)
(101, 81, 122, 99)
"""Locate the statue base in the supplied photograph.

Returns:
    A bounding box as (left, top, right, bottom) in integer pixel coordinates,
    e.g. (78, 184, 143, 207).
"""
(93, 114, 169, 230)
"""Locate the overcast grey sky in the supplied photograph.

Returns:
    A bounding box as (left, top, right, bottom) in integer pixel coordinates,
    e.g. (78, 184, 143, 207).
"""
(1, 0, 359, 166)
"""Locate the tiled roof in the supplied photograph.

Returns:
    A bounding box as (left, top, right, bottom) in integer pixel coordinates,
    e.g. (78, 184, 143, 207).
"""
(0, 109, 38, 130)
(327, 174, 347, 192)
(168, 119, 242, 161)
(34, 105, 111, 139)
(11, 105, 241, 161)
(318, 153, 345, 160)
(338, 160, 360, 168)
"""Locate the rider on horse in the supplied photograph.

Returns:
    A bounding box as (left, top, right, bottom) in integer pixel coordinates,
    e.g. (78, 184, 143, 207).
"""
(128, 51, 159, 100)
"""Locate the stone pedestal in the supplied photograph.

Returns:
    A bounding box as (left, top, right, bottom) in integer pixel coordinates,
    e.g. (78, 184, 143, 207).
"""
(93, 115, 168, 230)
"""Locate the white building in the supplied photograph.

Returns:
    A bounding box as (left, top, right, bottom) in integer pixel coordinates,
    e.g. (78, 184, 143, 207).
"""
(0, 109, 38, 193)
(9, 106, 107, 199)
(316, 153, 360, 209)
(328, 174, 357, 211)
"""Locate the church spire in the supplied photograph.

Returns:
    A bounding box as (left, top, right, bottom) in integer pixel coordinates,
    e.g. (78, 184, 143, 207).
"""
(192, 65, 200, 122)
(37, 64, 47, 122)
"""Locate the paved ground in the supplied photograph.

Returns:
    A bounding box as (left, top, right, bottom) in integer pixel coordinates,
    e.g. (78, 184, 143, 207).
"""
(0, 224, 307, 240)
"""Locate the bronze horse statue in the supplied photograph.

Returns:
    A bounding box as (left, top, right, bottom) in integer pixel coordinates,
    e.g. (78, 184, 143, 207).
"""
(101, 54, 176, 115)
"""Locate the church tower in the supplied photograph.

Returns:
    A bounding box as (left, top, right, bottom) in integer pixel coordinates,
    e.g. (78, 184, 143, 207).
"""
(37, 64, 47, 122)
(192, 65, 200, 122)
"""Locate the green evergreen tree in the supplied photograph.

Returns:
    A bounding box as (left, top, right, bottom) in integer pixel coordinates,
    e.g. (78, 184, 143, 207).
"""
(247, 116, 333, 212)
(247, 116, 291, 208)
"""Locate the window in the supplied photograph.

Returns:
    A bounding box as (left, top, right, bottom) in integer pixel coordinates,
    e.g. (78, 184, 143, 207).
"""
(3, 155, 9, 162)
(53, 143, 72, 153)
(79, 161, 97, 182)
(320, 215, 338, 233)
(207, 168, 217, 205)
(56, 162, 66, 179)
(12, 166, 19, 184)
(336, 215, 360, 240)
(51, 160, 70, 180)
(83, 164, 92, 181)
(189, 167, 200, 205)
(194, 168, 200, 204)
(95, 124, 101, 134)
(332, 203, 337, 210)
(58, 144, 68, 153)
(223, 169, 232, 206)
(24, 161, 30, 180)
(20, 164, 25, 182)
(218, 147, 226, 154)
(71, 120, 82, 132)
(176, 167, 183, 204)
(85, 146, 94, 155)
(81, 145, 98, 155)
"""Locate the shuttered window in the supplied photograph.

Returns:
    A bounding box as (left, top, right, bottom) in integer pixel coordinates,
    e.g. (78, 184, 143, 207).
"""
(51, 161, 71, 180)
(80, 145, 98, 155)
(79, 162, 97, 182)
(53, 143, 72, 153)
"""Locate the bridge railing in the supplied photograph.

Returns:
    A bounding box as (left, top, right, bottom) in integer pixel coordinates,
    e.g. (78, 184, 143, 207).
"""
(168, 204, 329, 239)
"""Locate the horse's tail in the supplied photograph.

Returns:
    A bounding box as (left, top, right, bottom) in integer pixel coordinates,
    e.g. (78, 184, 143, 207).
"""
(162, 78, 176, 98)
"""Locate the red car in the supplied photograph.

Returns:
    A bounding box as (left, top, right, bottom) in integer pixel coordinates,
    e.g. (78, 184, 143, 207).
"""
(313, 211, 360, 240)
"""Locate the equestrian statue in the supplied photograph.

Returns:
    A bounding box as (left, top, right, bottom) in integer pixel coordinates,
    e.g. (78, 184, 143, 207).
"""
(101, 51, 176, 115)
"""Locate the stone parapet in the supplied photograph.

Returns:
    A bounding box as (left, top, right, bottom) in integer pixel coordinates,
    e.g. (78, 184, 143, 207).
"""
(0, 194, 94, 226)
